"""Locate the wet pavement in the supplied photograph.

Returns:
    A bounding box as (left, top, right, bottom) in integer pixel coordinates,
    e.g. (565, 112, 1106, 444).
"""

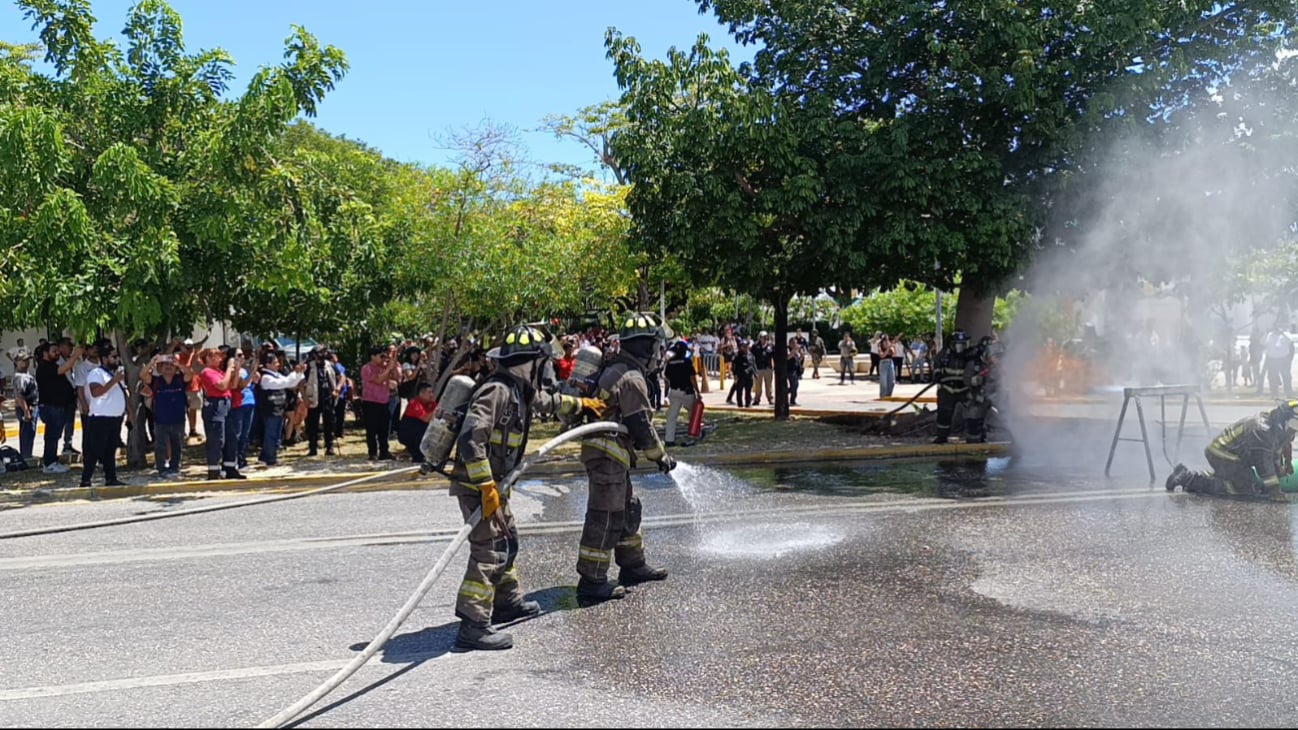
(6, 448, 1298, 727)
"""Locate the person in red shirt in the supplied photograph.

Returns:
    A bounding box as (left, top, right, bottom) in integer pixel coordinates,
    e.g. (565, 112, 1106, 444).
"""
(397, 382, 438, 462)
(199, 346, 249, 480)
(555, 337, 577, 381)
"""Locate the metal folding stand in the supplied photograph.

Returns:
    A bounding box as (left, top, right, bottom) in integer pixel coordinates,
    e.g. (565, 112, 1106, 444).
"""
(1104, 384, 1212, 482)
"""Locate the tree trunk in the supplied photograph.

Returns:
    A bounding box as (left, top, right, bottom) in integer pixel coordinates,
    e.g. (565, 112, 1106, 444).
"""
(115, 331, 150, 469)
(954, 278, 997, 341)
(637, 263, 652, 310)
(773, 289, 790, 421)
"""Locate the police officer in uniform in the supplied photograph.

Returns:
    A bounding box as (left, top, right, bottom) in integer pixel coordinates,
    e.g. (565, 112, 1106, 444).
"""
(576, 313, 676, 606)
(1166, 400, 1297, 500)
(449, 324, 606, 651)
(932, 330, 991, 444)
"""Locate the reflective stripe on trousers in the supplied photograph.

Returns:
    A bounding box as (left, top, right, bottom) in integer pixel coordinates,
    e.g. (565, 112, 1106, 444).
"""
(453, 494, 525, 625)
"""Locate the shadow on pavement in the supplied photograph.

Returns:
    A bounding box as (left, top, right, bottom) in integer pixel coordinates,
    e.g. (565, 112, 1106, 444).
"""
(294, 586, 586, 725)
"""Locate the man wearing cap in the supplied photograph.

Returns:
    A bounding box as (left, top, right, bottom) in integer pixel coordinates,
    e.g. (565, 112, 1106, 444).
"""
(173, 338, 203, 440)
(11, 349, 37, 460)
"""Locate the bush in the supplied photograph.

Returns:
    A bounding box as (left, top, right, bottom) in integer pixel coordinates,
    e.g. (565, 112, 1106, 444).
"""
(838, 283, 1026, 338)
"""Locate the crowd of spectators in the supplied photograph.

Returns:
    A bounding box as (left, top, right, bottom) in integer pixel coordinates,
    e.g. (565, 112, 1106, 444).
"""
(0, 322, 950, 483)
(0, 332, 495, 484)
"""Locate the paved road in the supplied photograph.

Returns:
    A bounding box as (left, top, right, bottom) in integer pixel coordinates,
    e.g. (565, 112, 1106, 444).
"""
(6, 439, 1298, 728)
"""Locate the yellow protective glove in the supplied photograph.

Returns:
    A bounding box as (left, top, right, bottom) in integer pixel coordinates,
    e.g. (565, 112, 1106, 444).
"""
(479, 480, 501, 520)
(580, 398, 609, 419)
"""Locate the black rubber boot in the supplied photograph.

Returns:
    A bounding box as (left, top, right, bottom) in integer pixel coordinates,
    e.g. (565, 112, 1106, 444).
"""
(455, 621, 513, 651)
(492, 600, 541, 624)
(620, 564, 668, 586)
(576, 579, 626, 607)
(1165, 464, 1190, 492)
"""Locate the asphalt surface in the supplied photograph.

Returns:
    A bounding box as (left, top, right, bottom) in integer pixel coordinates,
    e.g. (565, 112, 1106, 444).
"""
(6, 432, 1298, 727)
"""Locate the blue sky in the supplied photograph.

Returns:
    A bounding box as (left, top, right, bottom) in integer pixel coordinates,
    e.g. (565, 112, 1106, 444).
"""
(0, 0, 749, 173)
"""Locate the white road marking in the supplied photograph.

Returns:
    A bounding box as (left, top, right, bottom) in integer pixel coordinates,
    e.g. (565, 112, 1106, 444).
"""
(0, 487, 1168, 571)
(0, 659, 365, 701)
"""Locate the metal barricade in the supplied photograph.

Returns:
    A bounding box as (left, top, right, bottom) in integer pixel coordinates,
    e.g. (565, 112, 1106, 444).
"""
(1104, 384, 1211, 482)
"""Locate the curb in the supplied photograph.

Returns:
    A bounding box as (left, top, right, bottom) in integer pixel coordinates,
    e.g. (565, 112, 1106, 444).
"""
(1, 442, 1012, 505)
(1, 469, 429, 505)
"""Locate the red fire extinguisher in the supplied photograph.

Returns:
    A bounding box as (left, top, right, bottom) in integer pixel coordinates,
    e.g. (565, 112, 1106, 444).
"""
(688, 396, 705, 439)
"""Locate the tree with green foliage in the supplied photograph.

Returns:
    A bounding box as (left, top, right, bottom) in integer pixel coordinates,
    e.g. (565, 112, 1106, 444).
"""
(607, 32, 879, 419)
(0, 0, 347, 465)
(690, 0, 1297, 340)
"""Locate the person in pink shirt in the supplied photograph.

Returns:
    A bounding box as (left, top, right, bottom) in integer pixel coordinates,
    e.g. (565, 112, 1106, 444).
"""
(360, 344, 399, 460)
(199, 346, 250, 480)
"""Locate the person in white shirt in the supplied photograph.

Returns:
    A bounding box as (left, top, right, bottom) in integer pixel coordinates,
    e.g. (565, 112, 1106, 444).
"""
(1264, 326, 1295, 398)
(80, 343, 129, 488)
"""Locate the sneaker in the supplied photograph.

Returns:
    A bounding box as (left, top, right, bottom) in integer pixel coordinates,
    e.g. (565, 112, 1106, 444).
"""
(576, 579, 627, 607)
(619, 564, 669, 586)
(43, 463, 70, 474)
(454, 621, 513, 651)
(104, 479, 127, 487)
(491, 600, 541, 624)
(62, 445, 80, 456)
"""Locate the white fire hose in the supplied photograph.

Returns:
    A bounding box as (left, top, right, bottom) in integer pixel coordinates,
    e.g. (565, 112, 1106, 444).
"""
(255, 420, 628, 729)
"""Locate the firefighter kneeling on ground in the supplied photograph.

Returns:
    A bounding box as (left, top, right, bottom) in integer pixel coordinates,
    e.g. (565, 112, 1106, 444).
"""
(1166, 400, 1297, 500)
(933, 330, 991, 444)
(576, 312, 676, 607)
(437, 324, 607, 651)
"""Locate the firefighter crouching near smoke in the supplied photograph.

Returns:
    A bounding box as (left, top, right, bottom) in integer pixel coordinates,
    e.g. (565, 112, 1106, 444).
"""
(933, 330, 991, 444)
(576, 313, 676, 606)
(1165, 400, 1298, 500)
(439, 324, 608, 651)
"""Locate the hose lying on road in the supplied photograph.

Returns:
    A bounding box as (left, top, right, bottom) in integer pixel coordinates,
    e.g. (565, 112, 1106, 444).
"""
(885, 381, 938, 418)
(0, 467, 423, 541)
(255, 420, 628, 730)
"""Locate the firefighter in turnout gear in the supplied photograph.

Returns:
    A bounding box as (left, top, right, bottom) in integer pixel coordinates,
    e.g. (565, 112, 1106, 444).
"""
(933, 330, 991, 444)
(576, 312, 675, 606)
(1165, 400, 1297, 500)
(449, 324, 607, 651)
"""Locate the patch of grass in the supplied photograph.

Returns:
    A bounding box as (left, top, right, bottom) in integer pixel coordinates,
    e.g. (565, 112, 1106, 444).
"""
(525, 410, 867, 459)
